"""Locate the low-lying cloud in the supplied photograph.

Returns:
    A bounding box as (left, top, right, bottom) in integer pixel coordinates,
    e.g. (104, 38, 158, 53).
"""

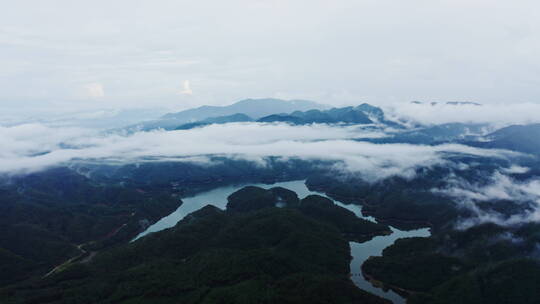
(0, 122, 521, 182)
(433, 171, 540, 228)
(386, 102, 540, 126)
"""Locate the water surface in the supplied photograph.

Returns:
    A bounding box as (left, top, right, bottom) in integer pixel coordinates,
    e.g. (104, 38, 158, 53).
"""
(134, 180, 430, 304)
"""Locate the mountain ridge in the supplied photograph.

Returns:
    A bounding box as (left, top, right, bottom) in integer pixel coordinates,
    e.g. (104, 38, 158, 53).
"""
(128, 98, 329, 131)
(162, 98, 329, 121)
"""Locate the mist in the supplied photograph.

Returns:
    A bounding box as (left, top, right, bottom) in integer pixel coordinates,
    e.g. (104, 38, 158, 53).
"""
(433, 171, 540, 228)
(386, 102, 540, 126)
(0, 122, 522, 183)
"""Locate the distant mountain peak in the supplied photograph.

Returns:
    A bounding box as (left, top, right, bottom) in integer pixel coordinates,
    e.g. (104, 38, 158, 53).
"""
(162, 98, 329, 121)
(256, 103, 405, 127)
(128, 98, 329, 131)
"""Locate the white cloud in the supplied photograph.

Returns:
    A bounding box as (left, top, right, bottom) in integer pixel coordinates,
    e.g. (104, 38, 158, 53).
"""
(503, 165, 530, 174)
(433, 171, 540, 228)
(0, 122, 520, 181)
(84, 83, 105, 98)
(180, 80, 193, 95)
(386, 102, 540, 126)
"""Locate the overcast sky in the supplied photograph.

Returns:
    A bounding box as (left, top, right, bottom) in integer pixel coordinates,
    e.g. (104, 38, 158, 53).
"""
(2, 0, 540, 116)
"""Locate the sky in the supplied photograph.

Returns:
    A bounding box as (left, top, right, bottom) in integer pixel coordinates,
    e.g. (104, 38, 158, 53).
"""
(2, 0, 540, 118)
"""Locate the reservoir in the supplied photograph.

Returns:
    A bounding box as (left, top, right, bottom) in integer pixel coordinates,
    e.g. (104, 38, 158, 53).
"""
(134, 180, 430, 304)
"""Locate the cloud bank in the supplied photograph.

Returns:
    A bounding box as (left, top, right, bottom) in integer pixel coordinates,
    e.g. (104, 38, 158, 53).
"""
(386, 102, 540, 126)
(0, 122, 520, 182)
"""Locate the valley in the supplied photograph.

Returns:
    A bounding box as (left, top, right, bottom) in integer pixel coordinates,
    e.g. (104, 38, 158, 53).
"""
(2, 99, 540, 303)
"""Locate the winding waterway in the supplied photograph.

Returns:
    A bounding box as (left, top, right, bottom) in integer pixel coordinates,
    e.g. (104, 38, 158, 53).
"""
(133, 180, 431, 304)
